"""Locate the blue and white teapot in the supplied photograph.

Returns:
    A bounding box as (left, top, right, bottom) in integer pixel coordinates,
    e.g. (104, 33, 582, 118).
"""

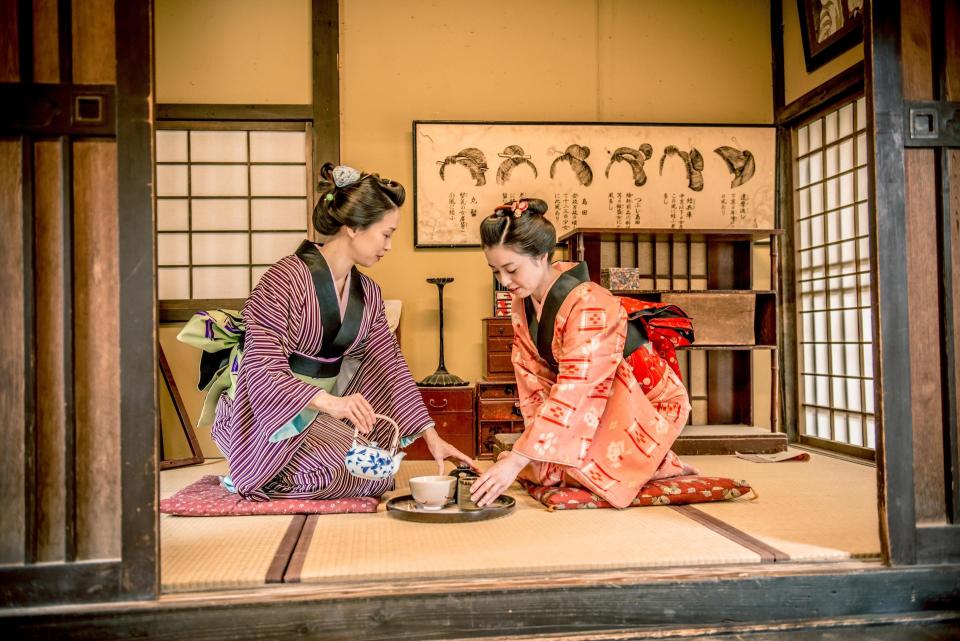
(344, 413, 405, 480)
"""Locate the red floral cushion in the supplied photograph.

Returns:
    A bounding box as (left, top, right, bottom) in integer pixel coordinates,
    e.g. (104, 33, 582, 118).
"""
(160, 475, 380, 516)
(521, 476, 753, 510)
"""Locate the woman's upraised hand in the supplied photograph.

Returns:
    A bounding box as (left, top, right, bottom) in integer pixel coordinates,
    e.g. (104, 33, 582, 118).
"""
(310, 391, 376, 433)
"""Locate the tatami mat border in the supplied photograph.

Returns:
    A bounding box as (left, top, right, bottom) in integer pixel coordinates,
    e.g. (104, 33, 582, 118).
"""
(671, 504, 791, 562)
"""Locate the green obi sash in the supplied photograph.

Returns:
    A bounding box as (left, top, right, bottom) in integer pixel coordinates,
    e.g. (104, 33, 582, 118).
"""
(177, 309, 246, 429)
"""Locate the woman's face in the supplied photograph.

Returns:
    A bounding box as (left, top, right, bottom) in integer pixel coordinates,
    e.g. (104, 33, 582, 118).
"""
(347, 208, 399, 267)
(484, 244, 548, 298)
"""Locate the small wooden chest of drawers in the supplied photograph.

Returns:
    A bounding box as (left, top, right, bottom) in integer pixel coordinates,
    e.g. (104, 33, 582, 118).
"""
(405, 385, 476, 460)
(476, 377, 525, 459)
(483, 317, 514, 379)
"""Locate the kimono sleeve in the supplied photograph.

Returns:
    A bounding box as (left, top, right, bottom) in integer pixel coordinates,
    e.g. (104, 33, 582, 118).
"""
(359, 295, 435, 444)
(512, 288, 624, 466)
(511, 335, 551, 427)
(226, 262, 324, 498)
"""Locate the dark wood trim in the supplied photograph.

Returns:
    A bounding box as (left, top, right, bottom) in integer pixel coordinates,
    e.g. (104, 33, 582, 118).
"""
(21, 134, 37, 565)
(771, 0, 785, 117)
(158, 344, 204, 471)
(865, 0, 918, 565)
(155, 104, 312, 121)
(311, 0, 340, 185)
(57, 0, 71, 83)
(4, 565, 960, 640)
(0, 561, 121, 608)
(115, 0, 157, 601)
(798, 434, 878, 461)
(777, 125, 800, 443)
(60, 134, 76, 562)
(17, 0, 32, 83)
(159, 298, 248, 323)
(0, 83, 117, 136)
(932, 0, 959, 524)
(937, 148, 958, 523)
(156, 120, 307, 131)
(776, 61, 865, 126)
(916, 526, 960, 564)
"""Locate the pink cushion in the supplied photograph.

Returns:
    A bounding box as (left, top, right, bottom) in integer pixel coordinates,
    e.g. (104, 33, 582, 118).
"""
(160, 475, 379, 516)
(522, 476, 753, 510)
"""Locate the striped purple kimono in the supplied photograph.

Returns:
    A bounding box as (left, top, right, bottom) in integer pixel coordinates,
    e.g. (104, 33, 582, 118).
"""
(211, 242, 433, 500)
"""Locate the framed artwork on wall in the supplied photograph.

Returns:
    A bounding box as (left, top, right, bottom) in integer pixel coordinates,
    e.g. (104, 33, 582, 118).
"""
(412, 121, 776, 248)
(797, 0, 864, 72)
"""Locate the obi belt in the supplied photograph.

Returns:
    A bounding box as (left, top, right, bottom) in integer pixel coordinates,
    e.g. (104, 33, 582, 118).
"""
(178, 240, 365, 428)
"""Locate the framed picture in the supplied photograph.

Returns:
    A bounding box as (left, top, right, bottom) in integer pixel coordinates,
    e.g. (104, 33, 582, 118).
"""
(413, 121, 776, 248)
(797, 0, 864, 72)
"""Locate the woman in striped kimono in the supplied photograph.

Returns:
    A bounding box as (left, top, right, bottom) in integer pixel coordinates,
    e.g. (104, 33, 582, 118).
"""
(470, 198, 695, 509)
(182, 163, 475, 501)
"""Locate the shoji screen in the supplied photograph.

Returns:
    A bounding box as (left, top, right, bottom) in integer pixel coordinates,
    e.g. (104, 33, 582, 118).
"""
(794, 97, 876, 451)
(155, 125, 311, 301)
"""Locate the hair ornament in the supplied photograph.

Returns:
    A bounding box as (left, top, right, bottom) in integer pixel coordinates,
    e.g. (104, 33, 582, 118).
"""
(511, 200, 529, 216)
(332, 165, 362, 188)
(324, 193, 334, 202)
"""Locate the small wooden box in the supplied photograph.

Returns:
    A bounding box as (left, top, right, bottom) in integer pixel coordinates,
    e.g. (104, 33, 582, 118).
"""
(601, 267, 643, 290)
(662, 292, 756, 345)
(476, 377, 524, 458)
(406, 385, 475, 460)
(492, 432, 520, 460)
(483, 317, 515, 379)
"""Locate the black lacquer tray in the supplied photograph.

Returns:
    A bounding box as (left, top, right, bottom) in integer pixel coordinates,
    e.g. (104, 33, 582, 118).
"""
(385, 494, 515, 523)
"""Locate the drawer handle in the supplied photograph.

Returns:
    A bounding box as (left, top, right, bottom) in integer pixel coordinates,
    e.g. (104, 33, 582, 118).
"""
(504, 385, 514, 396)
(427, 398, 449, 410)
(511, 404, 522, 417)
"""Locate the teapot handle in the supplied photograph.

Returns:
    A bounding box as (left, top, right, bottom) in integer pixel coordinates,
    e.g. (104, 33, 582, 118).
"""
(351, 413, 401, 454)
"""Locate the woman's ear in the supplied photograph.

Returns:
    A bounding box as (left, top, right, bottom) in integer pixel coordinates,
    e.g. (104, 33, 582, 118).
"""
(343, 225, 359, 239)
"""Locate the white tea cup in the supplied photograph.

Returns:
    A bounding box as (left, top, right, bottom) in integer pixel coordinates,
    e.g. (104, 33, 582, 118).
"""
(409, 475, 455, 511)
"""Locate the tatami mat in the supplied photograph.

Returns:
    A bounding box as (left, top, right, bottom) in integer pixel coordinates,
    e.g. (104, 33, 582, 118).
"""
(291, 490, 762, 583)
(159, 450, 880, 592)
(162, 458, 296, 593)
(685, 450, 880, 559)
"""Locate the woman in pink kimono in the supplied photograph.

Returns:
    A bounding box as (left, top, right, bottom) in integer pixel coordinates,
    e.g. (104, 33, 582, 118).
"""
(471, 198, 694, 509)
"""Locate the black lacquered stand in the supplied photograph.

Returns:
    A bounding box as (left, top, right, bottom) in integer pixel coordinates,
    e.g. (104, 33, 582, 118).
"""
(418, 277, 468, 387)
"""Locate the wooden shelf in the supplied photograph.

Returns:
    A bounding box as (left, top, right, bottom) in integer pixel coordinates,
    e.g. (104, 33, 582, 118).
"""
(558, 227, 783, 243)
(679, 345, 777, 351)
(611, 289, 776, 296)
(673, 424, 788, 455)
(562, 226, 783, 437)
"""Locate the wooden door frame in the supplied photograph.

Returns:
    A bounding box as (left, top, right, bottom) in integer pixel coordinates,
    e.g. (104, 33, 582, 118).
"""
(0, 0, 158, 606)
(8, 0, 960, 633)
(866, 0, 960, 565)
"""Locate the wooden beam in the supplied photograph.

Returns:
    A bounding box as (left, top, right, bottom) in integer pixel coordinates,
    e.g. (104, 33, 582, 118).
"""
(776, 61, 865, 126)
(156, 104, 312, 121)
(115, 0, 157, 601)
(865, 0, 918, 565)
(312, 0, 339, 181)
(3, 564, 960, 640)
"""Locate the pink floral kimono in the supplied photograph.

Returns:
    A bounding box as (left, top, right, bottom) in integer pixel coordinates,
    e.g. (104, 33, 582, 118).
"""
(510, 261, 694, 508)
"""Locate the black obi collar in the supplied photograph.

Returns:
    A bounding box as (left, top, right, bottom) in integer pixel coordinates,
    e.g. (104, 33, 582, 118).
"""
(289, 240, 365, 378)
(523, 261, 645, 373)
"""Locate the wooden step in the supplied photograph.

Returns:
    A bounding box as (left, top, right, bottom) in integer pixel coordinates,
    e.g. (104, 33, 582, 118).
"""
(493, 425, 788, 459)
(673, 424, 788, 455)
